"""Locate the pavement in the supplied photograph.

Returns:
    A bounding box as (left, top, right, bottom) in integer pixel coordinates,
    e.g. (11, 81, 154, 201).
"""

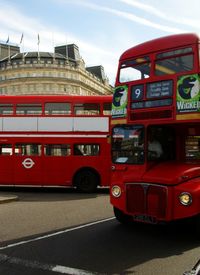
(0, 195, 18, 204)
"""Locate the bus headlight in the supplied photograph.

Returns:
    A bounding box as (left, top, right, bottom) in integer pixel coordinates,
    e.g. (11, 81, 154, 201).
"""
(111, 185, 121, 198)
(179, 192, 192, 206)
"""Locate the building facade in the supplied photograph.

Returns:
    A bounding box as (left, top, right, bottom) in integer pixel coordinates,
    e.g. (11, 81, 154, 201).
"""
(0, 43, 112, 96)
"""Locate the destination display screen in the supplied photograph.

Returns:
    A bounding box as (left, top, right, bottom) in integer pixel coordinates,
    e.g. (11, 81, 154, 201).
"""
(131, 99, 172, 109)
(131, 80, 173, 109)
(146, 80, 173, 98)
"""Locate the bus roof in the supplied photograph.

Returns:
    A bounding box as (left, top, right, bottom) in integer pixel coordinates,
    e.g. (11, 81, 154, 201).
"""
(0, 94, 112, 104)
(120, 33, 199, 61)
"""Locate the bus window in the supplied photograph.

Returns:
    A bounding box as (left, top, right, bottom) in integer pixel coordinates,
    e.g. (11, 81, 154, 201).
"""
(74, 103, 100, 115)
(45, 103, 71, 115)
(185, 136, 200, 160)
(119, 57, 151, 83)
(15, 144, 41, 156)
(0, 104, 13, 115)
(147, 126, 175, 161)
(103, 102, 111, 115)
(16, 104, 42, 115)
(0, 144, 12, 155)
(74, 144, 100, 156)
(44, 144, 71, 156)
(112, 125, 144, 164)
(155, 47, 193, 76)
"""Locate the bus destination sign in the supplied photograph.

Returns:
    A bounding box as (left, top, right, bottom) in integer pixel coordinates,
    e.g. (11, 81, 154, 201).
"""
(147, 80, 173, 99)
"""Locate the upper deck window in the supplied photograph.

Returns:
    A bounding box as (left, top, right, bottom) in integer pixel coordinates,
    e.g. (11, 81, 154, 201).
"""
(103, 102, 111, 115)
(74, 103, 100, 115)
(155, 47, 193, 76)
(119, 56, 150, 83)
(16, 104, 42, 115)
(0, 104, 13, 115)
(45, 103, 71, 115)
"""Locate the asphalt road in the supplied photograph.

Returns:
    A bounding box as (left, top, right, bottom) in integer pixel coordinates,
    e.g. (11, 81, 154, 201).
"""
(0, 187, 199, 275)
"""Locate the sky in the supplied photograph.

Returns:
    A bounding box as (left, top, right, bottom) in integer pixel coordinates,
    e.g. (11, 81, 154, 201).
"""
(0, 0, 200, 85)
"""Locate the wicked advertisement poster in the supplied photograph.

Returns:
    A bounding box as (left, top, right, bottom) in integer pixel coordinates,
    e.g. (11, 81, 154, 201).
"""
(111, 85, 128, 119)
(177, 74, 200, 114)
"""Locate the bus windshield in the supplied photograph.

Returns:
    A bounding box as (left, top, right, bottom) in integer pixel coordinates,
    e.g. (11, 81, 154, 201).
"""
(112, 125, 144, 164)
(119, 56, 150, 83)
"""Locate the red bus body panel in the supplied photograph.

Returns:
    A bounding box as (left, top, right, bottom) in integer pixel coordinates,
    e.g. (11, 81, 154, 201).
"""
(0, 95, 112, 189)
(111, 33, 200, 223)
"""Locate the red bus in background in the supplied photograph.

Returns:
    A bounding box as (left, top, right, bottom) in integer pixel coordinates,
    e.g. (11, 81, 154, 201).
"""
(0, 94, 112, 192)
(110, 33, 200, 228)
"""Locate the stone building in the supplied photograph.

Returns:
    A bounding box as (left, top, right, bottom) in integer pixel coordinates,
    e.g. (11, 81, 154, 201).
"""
(0, 43, 112, 96)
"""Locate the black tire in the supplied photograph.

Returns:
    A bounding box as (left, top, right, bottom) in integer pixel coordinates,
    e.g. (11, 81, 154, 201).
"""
(114, 207, 133, 224)
(75, 170, 98, 193)
(194, 214, 200, 234)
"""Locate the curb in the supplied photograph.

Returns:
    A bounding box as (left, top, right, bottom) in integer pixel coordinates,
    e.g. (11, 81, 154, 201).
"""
(0, 196, 18, 204)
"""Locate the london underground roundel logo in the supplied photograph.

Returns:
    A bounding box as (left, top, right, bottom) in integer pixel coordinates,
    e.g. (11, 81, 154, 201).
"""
(22, 158, 35, 169)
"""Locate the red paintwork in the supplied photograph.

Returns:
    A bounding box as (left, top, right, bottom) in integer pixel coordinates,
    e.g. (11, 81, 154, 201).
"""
(142, 162, 200, 185)
(120, 33, 199, 61)
(111, 33, 200, 223)
(0, 95, 112, 188)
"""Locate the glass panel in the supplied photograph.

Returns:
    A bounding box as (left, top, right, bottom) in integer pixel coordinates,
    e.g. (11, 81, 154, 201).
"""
(185, 136, 200, 160)
(156, 47, 192, 59)
(44, 144, 71, 156)
(74, 103, 100, 115)
(0, 144, 12, 155)
(45, 103, 71, 115)
(147, 126, 175, 161)
(16, 104, 42, 115)
(112, 125, 144, 164)
(119, 62, 150, 83)
(15, 144, 41, 156)
(0, 104, 13, 115)
(155, 55, 193, 75)
(74, 144, 100, 156)
(103, 102, 111, 115)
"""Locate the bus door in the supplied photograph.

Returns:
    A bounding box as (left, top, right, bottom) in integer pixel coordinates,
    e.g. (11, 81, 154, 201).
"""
(43, 143, 71, 185)
(0, 143, 14, 184)
(14, 143, 43, 185)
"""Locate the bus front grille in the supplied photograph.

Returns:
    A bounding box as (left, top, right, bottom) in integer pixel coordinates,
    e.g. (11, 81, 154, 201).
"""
(126, 183, 167, 220)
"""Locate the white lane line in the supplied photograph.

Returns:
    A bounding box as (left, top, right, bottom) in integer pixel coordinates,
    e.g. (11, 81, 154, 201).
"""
(0, 253, 99, 274)
(0, 217, 115, 250)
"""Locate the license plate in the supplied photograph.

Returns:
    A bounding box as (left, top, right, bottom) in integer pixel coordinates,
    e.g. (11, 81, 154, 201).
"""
(133, 214, 157, 224)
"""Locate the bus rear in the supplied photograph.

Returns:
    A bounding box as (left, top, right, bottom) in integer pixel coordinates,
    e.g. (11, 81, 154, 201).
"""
(110, 33, 200, 226)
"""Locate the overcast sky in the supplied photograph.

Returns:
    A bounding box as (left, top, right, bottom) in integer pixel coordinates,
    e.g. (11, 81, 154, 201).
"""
(1, 0, 200, 85)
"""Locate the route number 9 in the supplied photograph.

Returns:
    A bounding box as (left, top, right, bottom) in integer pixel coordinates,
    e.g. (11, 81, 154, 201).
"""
(131, 84, 144, 100)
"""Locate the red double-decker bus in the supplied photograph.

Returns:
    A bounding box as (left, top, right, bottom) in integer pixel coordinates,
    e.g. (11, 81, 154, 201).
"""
(110, 33, 200, 227)
(0, 94, 111, 192)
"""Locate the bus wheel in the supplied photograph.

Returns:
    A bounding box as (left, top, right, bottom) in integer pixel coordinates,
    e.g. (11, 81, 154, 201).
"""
(195, 214, 200, 234)
(114, 207, 133, 224)
(75, 170, 98, 193)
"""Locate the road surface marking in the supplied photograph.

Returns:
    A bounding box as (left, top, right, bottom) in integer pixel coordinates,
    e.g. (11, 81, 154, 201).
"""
(0, 253, 100, 274)
(0, 217, 115, 250)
